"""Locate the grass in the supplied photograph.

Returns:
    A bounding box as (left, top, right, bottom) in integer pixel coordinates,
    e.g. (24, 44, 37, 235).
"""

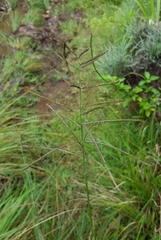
(0, 0, 161, 239)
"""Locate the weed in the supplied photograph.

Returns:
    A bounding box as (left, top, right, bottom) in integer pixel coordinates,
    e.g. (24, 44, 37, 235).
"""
(8, 0, 19, 9)
(120, 71, 160, 117)
(135, 0, 161, 23)
(97, 71, 161, 118)
(99, 36, 132, 76)
(10, 11, 21, 32)
(0, 0, 161, 239)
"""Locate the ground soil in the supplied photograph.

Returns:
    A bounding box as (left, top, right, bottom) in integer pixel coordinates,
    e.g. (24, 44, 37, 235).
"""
(0, 1, 84, 118)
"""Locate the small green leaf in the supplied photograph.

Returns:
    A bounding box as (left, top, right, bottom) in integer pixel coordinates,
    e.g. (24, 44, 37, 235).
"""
(97, 75, 118, 82)
(144, 71, 150, 79)
(119, 84, 131, 92)
(151, 88, 159, 94)
(132, 95, 137, 101)
(132, 86, 143, 93)
(137, 97, 142, 102)
(97, 75, 111, 81)
(145, 86, 153, 93)
(119, 78, 125, 83)
(139, 108, 144, 114)
(145, 79, 151, 83)
(138, 80, 145, 86)
(123, 98, 130, 107)
(145, 110, 151, 117)
(150, 75, 159, 81)
(143, 103, 150, 110)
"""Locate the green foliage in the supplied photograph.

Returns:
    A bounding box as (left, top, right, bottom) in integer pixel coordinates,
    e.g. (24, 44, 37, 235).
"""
(128, 22, 161, 72)
(10, 12, 22, 32)
(88, 11, 119, 45)
(88, 152, 161, 239)
(135, 0, 161, 23)
(99, 21, 161, 118)
(100, 21, 161, 76)
(99, 36, 132, 76)
(1, 0, 161, 239)
(23, 0, 47, 26)
(123, 72, 160, 117)
(8, 0, 19, 9)
(101, 72, 160, 117)
(22, 8, 44, 26)
(117, 0, 139, 28)
(88, 0, 138, 46)
(1, 48, 47, 84)
(27, 0, 47, 12)
(60, 0, 116, 12)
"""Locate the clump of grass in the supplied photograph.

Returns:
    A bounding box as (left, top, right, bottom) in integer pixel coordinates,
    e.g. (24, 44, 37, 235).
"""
(0, 91, 81, 239)
(74, 150, 161, 239)
(8, 0, 19, 9)
(10, 11, 21, 32)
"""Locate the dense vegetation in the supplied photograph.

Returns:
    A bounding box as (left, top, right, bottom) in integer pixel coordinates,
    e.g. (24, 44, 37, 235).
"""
(0, 0, 161, 239)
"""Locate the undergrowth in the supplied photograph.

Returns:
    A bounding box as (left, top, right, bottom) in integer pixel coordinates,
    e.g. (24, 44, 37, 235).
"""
(0, 0, 161, 240)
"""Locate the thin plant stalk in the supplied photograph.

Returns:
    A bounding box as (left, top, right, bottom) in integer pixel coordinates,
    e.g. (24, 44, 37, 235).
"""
(43, 81, 94, 237)
(135, 0, 149, 19)
(150, 0, 155, 19)
(135, 0, 161, 23)
(78, 76, 94, 238)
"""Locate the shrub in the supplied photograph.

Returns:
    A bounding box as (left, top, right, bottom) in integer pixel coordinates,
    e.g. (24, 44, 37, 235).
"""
(100, 21, 161, 77)
(98, 21, 161, 118)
